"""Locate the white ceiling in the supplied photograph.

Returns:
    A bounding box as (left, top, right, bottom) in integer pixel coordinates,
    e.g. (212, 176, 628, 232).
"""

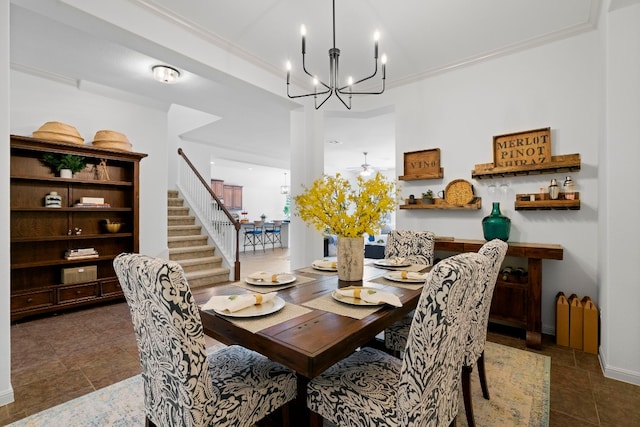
(9, 0, 600, 173)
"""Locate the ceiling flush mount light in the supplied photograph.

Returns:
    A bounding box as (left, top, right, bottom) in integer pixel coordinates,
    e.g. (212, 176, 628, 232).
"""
(286, 0, 386, 110)
(152, 65, 180, 84)
(280, 172, 290, 195)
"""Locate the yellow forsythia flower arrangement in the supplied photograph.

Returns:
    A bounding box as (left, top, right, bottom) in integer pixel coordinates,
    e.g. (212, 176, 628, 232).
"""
(294, 172, 398, 237)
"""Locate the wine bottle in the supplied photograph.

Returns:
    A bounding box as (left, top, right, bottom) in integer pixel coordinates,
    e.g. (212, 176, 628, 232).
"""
(513, 267, 527, 282)
(501, 266, 513, 281)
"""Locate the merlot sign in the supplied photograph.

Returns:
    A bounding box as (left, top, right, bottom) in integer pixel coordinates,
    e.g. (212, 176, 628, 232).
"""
(492, 127, 551, 168)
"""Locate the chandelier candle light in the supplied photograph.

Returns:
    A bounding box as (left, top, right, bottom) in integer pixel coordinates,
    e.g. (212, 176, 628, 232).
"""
(286, 0, 387, 109)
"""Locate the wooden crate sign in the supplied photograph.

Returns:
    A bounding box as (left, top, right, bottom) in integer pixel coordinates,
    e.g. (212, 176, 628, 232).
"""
(401, 148, 442, 179)
(493, 127, 552, 169)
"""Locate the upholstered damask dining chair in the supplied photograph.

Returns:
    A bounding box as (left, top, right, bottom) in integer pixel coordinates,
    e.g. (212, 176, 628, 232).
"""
(113, 253, 297, 427)
(461, 239, 508, 427)
(382, 239, 508, 427)
(383, 230, 436, 266)
(307, 252, 489, 427)
(383, 230, 436, 355)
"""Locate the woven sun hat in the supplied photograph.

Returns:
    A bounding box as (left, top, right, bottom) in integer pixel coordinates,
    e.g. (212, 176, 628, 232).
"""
(33, 121, 85, 145)
(91, 130, 132, 151)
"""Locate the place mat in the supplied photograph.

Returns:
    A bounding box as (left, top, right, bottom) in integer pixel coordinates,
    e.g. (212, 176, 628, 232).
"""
(221, 303, 312, 334)
(367, 262, 428, 272)
(298, 266, 338, 276)
(302, 293, 385, 320)
(369, 276, 425, 291)
(234, 274, 316, 293)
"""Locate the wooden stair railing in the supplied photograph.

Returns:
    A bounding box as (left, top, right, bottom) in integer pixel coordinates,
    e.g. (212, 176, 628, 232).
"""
(177, 148, 241, 280)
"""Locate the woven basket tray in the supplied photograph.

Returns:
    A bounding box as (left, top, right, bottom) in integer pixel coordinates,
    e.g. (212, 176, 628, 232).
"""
(445, 179, 474, 205)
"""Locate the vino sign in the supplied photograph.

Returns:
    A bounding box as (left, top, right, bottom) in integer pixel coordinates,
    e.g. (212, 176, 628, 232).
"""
(493, 127, 552, 168)
(399, 148, 444, 180)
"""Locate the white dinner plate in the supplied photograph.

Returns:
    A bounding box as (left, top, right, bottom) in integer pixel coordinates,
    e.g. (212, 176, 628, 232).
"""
(384, 271, 427, 283)
(312, 261, 338, 272)
(374, 259, 411, 268)
(212, 296, 286, 318)
(331, 287, 385, 306)
(245, 274, 296, 286)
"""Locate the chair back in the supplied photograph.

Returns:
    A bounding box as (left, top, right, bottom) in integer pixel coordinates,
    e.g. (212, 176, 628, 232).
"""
(397, 252, 489, 426)
(253, 220, 264, 227)
(464, 239, 508, 366)
(384, 230, 436, 266)
(113, 253, 215, 427)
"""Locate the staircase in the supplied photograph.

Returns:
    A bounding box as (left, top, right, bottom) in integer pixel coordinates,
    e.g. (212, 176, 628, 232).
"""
(167, 190, 230, 288)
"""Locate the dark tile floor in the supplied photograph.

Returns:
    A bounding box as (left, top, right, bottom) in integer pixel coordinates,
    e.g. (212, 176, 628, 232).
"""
(2, 248, 639, 426)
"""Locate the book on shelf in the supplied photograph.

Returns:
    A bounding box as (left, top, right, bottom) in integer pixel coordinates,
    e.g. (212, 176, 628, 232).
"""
(65, 254, 99, 260)
(80, 197, 104, 204)
(74, 202, 111, 208)
(65, 248, 99, 260)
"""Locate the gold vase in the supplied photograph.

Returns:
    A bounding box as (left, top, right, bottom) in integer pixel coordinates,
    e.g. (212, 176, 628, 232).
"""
(337, 236, 364, 281)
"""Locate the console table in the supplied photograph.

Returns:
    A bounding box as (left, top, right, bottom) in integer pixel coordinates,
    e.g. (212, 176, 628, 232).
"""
(434, 237, 563, 349)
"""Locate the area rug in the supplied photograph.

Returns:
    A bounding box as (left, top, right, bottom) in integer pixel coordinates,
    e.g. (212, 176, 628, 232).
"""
(8, 341, 549, 426)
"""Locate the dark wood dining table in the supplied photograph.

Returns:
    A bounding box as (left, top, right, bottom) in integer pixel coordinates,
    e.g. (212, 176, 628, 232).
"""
(195, 262, 426, 425)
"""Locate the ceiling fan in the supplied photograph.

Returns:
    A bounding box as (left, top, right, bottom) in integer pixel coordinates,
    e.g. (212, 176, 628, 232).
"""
(355, 152, 374, 176)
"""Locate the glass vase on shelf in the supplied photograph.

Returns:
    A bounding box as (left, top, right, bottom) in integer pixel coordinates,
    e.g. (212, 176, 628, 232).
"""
(482, 202, 511, 242)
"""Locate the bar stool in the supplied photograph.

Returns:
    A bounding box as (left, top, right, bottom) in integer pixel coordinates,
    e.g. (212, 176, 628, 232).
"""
(264, 220, 282, 250)
(243, 220, 265, 252)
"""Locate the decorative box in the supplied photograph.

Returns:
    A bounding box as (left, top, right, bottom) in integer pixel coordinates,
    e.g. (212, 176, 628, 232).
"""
(61, 265, 97, 284)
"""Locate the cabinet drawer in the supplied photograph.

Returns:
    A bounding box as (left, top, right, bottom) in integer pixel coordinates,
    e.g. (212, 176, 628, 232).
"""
(11, 290, 54, 311)
(58, 283, 100, 303)
(101, 279, 123, 296)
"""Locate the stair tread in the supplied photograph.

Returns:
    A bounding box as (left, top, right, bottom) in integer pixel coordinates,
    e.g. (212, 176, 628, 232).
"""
(184, 267, 229, 279)
(169, 245, 215, 254)
(176, 256, 222, 266)
(168, 235, 208, 242)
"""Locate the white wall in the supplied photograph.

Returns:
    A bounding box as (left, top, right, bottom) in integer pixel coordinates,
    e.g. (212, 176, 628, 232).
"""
(601, 1, 640, 384)
(0, 0, 13, 407)
(10, 70, 169, 258)
(391, 32, 601, 337)
(377, 12, 639, 384)
(397, 30, 600, 329)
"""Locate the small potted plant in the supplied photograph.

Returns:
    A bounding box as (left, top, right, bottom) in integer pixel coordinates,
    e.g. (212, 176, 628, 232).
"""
(260, 213, 267, 222)
(42, 153, 87, 178)
(421, 189, 434, 205)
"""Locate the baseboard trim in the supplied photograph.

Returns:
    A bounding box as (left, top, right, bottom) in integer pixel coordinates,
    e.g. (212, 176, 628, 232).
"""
(600, 352, 640, 386)
(0, 385, 15, 407)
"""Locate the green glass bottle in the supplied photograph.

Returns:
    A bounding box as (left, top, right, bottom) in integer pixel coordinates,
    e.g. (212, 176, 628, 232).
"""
(482, 202, 511, 241)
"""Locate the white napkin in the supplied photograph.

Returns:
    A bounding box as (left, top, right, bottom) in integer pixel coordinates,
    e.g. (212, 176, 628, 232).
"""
(335, 288, 402, 307)
(201, 292, 277, 313)
(248, 271, 281, 282)
(397, 271, 429, 280)
(313, 260, 337, 269)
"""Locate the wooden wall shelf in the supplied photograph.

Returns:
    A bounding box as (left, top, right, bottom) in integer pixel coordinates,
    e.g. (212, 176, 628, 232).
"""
(514, 192, 580, 210)
(398, 171, 444, 180)
(400, 197, 482, 210)
(471, 153, 581, 179)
